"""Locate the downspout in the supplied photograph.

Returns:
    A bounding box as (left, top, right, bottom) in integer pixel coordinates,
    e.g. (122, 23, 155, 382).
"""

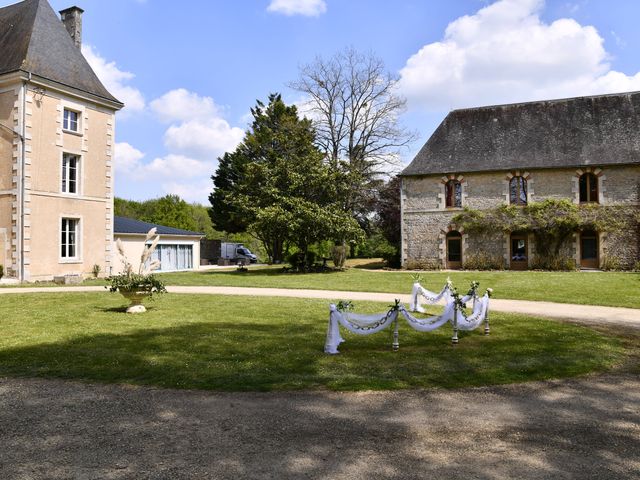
(19, 74, 29, 282)
(399, 176, 405, 267)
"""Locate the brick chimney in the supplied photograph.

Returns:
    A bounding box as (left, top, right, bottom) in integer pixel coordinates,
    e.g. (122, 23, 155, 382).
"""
(59, 6, 84, 49)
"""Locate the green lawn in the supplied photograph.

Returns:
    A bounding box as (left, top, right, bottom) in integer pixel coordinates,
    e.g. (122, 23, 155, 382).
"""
(0, 292, 631, 391)
(157, 267, 640, 309)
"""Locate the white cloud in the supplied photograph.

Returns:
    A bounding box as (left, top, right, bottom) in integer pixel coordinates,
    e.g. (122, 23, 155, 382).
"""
(161, 179, 214, 204)
(611, 30, 627, 48)
(114, 142, 145, 172)
(115, 88, 245, 203)
(115, 143, 216, 202)
(144, 154, 213, 179)
(164, 119, 244, 160)
(115, 144, 211, 180)
(82, 45, 145, 113)
(150, 88, 244, 161)
(399, 0, 640, 111)
(150, 88, 222, 123)
(267, 0, 327, 17)
(290, 94, 319, 121)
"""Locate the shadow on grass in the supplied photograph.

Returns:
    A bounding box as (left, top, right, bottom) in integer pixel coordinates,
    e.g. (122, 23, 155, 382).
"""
(0, 322, 322, 391)
(0, 315, 626, 392)
(97, 305, 159, 314)
(0, 332, 638, 479)
(352, 260, 387, 270)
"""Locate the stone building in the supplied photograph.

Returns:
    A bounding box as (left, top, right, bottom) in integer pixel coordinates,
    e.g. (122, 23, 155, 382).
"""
(400, 92, 640, 270)
(0, 0, 123, 281)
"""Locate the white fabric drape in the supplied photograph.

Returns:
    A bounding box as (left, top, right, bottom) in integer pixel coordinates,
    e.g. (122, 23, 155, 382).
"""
(410, 282, 452, 313)
(325, 284, 491, 354)
(455, 294, 490, 331)
(398, 304, 454, 332)
(325, 305, 399, 354)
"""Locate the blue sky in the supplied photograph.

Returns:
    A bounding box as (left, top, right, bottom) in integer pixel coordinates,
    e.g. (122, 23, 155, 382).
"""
(8, 0, 640, 203)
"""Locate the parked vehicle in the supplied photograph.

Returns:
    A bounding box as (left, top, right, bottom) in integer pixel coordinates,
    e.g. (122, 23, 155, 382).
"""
(221, 243, 257, 263)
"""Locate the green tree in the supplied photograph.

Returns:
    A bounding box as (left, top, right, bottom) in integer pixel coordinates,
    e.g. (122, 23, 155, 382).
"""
(114, 196, 221, 239)
(142, 195, 198, 232)
(191, 204, 217, 239)
(114, 197, 141, 219)
(209, 94, 362, 264)
(375, 176, 401, 248)
(290, 49, 415, 229)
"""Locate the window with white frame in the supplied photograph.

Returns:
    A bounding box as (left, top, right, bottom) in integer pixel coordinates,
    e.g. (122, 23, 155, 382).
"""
(63, 108, 80, 132)
(61, 218, 79, 259)
(62, 153, 79, 194)
(148, 244, 194, 271)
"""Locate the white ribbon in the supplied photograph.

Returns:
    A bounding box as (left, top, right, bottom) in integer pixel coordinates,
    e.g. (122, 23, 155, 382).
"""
(325, 291, 491, 354)
(325, 305, 399, 354)
(410, 282, 452, 313)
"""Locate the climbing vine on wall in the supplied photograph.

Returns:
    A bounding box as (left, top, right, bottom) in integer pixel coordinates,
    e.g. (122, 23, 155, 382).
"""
(453, 199, 639, 269)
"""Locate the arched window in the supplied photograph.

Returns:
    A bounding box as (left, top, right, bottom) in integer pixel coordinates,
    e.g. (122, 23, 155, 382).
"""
(446, 231, 462, 269)
(509, 176, 527, 205)
(445, 180, 462, 208)
(579, 173, 598, 203)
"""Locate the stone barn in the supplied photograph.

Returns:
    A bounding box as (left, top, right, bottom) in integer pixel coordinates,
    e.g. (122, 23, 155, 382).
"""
(400, 92, 640, 270)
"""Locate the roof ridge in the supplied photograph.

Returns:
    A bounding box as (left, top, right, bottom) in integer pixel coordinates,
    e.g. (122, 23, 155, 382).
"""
(0, 0, 123, 108)
(450, 90, 640, 114)
(402, 91, 640, 177)
(114, 216, 204, 236)
(21, 0, 45, 70)
(19, 0, 39, 70)
(0, 0, 38, 76)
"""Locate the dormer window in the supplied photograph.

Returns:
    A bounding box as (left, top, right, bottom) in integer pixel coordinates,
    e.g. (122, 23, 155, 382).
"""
(579, 173, 598, 203)
(63, 108, 79, 132)
(509, 176, 527, 205)
(445, 180, 462, 208)
(62, 153, 79, 194)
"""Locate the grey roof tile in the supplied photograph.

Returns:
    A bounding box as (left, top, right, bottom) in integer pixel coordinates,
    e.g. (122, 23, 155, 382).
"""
(0, 0, 122, 106)
(402, 91, 640, 176)
(114, 216, 204, 237)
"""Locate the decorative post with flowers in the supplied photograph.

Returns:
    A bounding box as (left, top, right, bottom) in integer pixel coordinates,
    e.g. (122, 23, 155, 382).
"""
(391, 299, 401, 351)
(484, 288, 493, 335)
(451, 287, 460, 345)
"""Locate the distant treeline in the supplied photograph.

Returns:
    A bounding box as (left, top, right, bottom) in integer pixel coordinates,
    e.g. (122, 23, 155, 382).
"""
(114, 195, 217, 238)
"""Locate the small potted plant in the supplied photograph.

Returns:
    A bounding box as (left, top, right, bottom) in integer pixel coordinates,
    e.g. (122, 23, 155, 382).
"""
(107, 228, 166, 313)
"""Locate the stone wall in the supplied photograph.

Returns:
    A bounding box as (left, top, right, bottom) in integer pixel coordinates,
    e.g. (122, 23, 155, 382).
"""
(401, 165, 640, 270)
(465, 232, 506, 268)
(601, 211, 640, 270)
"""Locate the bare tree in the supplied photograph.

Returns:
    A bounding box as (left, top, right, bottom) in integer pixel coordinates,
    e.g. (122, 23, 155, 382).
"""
(290, 48, 414, 167)
(289, 48, 415, 227)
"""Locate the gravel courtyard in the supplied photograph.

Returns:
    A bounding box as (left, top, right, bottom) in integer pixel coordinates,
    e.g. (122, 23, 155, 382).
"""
(1, 373, 639, 479)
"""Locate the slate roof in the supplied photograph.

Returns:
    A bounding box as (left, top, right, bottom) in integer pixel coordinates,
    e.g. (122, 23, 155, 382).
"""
(402, 91, 640, 176)
(114, 217, 204, 237)
(0, 0, 122, 107)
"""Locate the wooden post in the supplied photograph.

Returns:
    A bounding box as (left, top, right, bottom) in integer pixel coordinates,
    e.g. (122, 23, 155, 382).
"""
(484, 306, 490, 336)
(392, 317, 399, 352)
(452, 303, 459, 345)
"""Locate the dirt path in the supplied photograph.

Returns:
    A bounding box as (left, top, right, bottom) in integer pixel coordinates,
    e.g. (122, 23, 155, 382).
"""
(1, 287, 639, 478)
(1, 374, 639, 479)
(1, 285, 638, 328)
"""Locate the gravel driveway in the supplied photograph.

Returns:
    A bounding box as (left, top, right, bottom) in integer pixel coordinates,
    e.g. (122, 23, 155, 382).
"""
(1, 374, 639, 479)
